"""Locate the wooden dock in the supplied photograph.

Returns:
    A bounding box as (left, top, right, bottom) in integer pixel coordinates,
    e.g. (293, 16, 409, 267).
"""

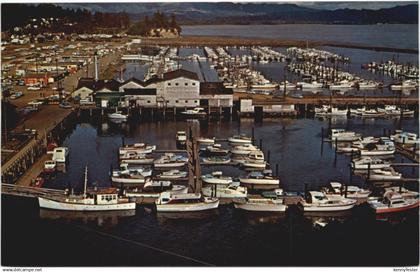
(2, 183, 66, 198)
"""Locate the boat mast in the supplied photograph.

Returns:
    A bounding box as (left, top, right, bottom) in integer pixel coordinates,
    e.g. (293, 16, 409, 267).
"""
(83, 166, 88, 198)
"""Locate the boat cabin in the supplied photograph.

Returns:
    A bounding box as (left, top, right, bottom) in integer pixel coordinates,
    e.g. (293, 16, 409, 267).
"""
(156, 192, 202, 205)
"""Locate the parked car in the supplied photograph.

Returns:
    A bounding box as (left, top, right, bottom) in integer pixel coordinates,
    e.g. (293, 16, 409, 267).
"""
(27, 99, 45, 106)
(28, 86, 41, 91)
(59, 101, 72, 109)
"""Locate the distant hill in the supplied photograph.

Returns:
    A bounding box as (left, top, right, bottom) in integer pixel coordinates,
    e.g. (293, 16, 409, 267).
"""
(57, 3, 418, 24)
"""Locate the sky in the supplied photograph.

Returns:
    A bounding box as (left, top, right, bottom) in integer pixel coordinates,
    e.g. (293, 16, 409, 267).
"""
(292, 1, 415, 10)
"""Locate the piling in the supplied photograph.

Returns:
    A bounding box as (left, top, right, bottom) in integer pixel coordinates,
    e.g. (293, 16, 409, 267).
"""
(259, 139, 263, 150)
(252, 127, 255, 144)
(267, 150, 271, 163)
(121, 137, 125, 146)
(276, 163, 279, 177)
(344, 185, 348, 198)
(367, 162, 371, 180)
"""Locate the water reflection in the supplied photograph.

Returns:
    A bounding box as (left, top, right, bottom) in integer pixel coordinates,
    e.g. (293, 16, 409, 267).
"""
(39, 209, 136, 227)
(156, 209, 219, 223)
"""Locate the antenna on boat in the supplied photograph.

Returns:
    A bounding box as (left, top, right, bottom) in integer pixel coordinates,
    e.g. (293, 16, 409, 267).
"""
(83, 165, 88, 198)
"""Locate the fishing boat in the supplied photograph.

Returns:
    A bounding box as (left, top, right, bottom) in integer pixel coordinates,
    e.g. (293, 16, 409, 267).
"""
(349, 106, 366, 115)
(124, 181, 188, 198)
(176, 131, 187, 145)
(154, 153, 188, 168)
(299, 191, 357, 212)
(197, 137, 215, 145)
(330, 129, 361, 142)
(359, 141, 395, 156)
(390, 130, 419, 145)
(297, 81, 323, 90)
(234, 197, 287, 212)
(228, 134, 252, 144)
(358, 80, 380, 90)
(368, 168, 402, 181)
(119, 143, 156, 155)
(201, 171, 232, 185)
(231, 144, 259, 155)
(180, 107, 207, 117)
(239, 171, 279, 185)
(156, 169, 188, 179)
(119, 152, 154, 164)
(111, 171, 150, 184)
(352, 157, 391, 170)
(361, 109, 386, 118)
(202, 156, 231, 165)
(108, 111, 128, 121)
(368, 191, 419, 214)
(322, 182, 371, 199)
(155, 192, 219, 212)
(38, 167, 135, 211)
(315, 106, 348, 116)
(202, 182, 247, 198)
(329, 80, 355, 91)
(205, 144, 229, 156)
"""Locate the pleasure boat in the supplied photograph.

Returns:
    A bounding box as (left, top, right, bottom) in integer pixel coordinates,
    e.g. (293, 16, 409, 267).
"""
(112, 165, 152, 177)
(299, 191, 357, 212)
(201, 171, 233, 185)
(38, 167, 135, 211)
(368, 191, 419, 214)
(242, 159, 267, 169)
(368, 168, 402, 181)
(297, 81, 323, 90)
(231, 144, 259, 155)
(384, 186, 419, 199)
(390, 130, 419, 145)
(119, 152, 154, 164)
(234, 197, 287, 212)
(349, 107, 366, 115)
(124, 181, 188, 198)
(357, 80, 380, 90)
(202, 182, 247, 198)
(361, 109, 385, 118)
(329, 80, 355, 91)
(154, 153, 188, 168)
(228, 134, 252, 144)
(279, 81, 297, 91)
(156, 169, 188, 179)
(322, 182, 371, 199)
(202, 156, 231, 165)
(315, 106, 348, 116)
(352, 157, 391, 170)
(204, 144, 229, 156)
(108, 111, 128, 121)
(155, 192, 219, 212)
(390, 80, 418, 91)
(180, 107, 207, 117)
(330, 129, 361, 142)
(119, 143, 156, 155)
(239, 171, 280, 185)
(378, 106, 415, 116)
(197, 137, 215, 145)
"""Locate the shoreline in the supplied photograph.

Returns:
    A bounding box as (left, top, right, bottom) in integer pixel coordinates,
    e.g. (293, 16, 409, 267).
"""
(140, 35, 418, 54)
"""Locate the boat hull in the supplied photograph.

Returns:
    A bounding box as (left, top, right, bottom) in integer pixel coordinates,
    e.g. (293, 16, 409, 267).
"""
(300, 202, 355, 212)
(239, 178, 279, 185)
(156, 200, 219, 212)
(38, 197, 136, 211)
(154, 162, 186, 168)
(371, 202, 419, 214)
(234, 203, 287, 212)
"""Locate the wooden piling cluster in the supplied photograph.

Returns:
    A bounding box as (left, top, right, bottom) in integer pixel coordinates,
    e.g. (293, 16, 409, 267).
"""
(186, 127, 202, 193)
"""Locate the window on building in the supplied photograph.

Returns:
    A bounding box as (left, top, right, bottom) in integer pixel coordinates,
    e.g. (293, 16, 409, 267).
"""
(175, 83, 179, 86)
(147, 100, 151, 103)
(185, 83, 188, 86)
(176, 100, 179, 103)
(192, 83, 196, 86)
(168, 83, 171, 86)
(194, 100, 198, 103)
(185, 100, 188, 103)
(166, 100, 169, 103)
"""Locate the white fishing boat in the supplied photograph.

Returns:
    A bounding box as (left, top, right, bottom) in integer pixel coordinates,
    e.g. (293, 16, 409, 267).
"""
(359, 140, 395, 156)
(239, 171, 279, 185)
(202, 182, 247, 198)
(181, 107, 207, 117)
(361, 109, 386, 118)
(119, 152, 154, 164)
(322, 182, 371, 199)
(205, 144, 229, 156)
(202, 156, 231, 165)
(349, 106, 366, 115)
(155, 192, 219, 212)
(329, 80, 355, 91)
(231, 144, 259, 155)
(299, 191, 357, 212)
(368, 168, 402, 181)
(108, 111, 128, 121)
(157, 169, 188, 179)
(352, 157, 391, 170)
(201, 171, 232, 185)
(368, 191, 419, 214)
(358, 80, 380, 90)
(38, 167, 135, 211)
(315, 105, 347, 116)
(234, 197, 287, 212)
(124, 181, 188, 198)
(228, 134, 252, 144)
(390, 130, 419, 145)
(197, 137, 215, 145)
(330, 129, 361, 142)
(176, 131, 187, 144)
(111, 171, 150, 184)
(154, 153, 188, 168)
(119, 143, 156, 155)
(297, 81, 323, 90)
